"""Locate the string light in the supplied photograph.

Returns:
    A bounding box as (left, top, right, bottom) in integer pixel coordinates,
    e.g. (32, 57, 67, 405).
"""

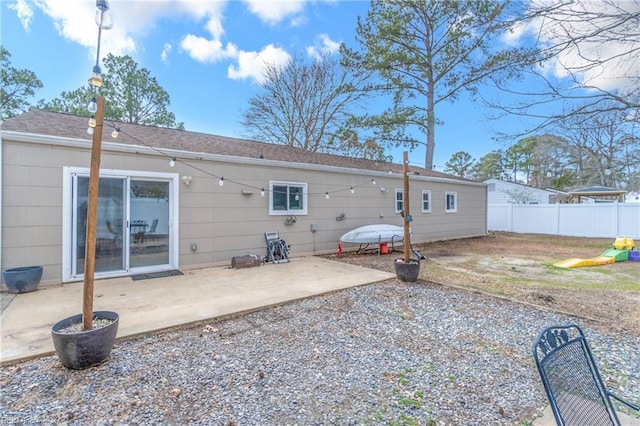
(87, 97, 98, 114)
(110, 127, 386, 199)
(87, 127, 94, 135)
(111, 128, 119, 138)
(88, 116, 97, 128)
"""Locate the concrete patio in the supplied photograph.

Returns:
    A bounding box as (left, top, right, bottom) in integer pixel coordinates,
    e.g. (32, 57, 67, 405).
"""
(1, 257, 394, 365)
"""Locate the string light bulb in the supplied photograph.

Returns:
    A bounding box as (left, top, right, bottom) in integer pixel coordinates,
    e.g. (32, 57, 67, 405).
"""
(89, 74, 103, 88)
(87, 97, 98, 113)
(88, 116, 96, 128)
(371, 178, 376, 185)
(219, 177, 225, 186)
(111, 128, 119, 138)
(261, 188, 265, 197)
(169, 158, 176, 167)
(295, 192, 300, 201)
(350, 187, 355, 194)
(87, 127, 94, 135)
(95, 0, 114, 30)
(325, 192, 330, 199)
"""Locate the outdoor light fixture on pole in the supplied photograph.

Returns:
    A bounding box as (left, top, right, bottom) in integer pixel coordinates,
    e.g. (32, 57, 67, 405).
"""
(82, 0, 113, 330)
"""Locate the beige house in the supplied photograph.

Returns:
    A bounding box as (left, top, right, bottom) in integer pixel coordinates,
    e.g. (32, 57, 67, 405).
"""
(1, 110, 487, 286)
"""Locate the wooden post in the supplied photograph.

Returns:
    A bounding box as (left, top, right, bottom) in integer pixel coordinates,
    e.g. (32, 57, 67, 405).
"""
(82, 96, 105, 330)
(403, 151, 411, 262)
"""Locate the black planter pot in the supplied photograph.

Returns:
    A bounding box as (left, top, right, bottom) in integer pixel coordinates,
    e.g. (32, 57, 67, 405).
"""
(2, 266, 43, 293)
(51, 311, 119, 370)
(394, 260, 421, 282)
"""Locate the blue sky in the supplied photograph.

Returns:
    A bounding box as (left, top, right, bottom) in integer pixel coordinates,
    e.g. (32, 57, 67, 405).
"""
(2, 0, 635, 170)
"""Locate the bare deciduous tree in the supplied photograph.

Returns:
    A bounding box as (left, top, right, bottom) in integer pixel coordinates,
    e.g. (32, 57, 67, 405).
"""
(241, 53, 368, 154)
(553, 103, 639, 189)
(487, 0, 639, 134)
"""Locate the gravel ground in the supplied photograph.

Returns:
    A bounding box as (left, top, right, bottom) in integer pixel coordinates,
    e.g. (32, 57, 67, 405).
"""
(1, 280, 639, 425)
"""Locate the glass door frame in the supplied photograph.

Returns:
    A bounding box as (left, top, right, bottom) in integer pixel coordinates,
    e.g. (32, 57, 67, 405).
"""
(62, 167, 179, 282)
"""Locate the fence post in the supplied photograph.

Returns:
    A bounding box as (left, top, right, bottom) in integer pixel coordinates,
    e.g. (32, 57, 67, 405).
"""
(509, 203, 514, 232)
(615, 201, 620, 236)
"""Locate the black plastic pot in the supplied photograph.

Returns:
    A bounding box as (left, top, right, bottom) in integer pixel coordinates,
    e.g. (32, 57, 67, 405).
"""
(2, 266, 43, 293)
(51, 311, 119, 370)
(394, 260, 421, 282)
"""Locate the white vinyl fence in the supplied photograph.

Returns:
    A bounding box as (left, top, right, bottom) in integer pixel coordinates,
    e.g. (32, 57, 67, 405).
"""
(488, 203, 640, 239)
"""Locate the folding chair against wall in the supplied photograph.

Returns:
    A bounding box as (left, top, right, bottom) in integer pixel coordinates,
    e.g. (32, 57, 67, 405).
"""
(148, 218, 159, 234)
(265, 231, 289, 264)
(532, 324, 639, 425)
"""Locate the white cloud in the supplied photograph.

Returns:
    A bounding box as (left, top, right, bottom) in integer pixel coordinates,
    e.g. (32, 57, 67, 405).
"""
(174, 1, 228, 40)
(8, 0, 33, 30)
(243, 0, 305, 25)
(228, 44, 291, 84)
(10, 0, 325, 86)
(19, 0, 137, 60)
(306, 33, 340, 60)
(181, 34, 238, 63)
(161, 43, 172, 63)
(511, 0, 640, 91)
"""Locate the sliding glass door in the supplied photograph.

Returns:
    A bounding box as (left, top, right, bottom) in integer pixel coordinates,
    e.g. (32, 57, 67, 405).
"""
(69, 170, 176, 280)
(74, 176, 126, 275)
(129, 179, 170, 268)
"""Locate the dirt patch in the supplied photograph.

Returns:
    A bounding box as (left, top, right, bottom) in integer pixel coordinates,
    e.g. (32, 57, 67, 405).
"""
(327, 232, 640, 336)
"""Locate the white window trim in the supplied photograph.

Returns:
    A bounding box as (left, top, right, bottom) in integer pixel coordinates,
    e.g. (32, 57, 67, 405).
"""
(445, 191, 457, 213)
(269, 181, 308, 215)
(395, 188, 404, 213)
(421, 190, 431, 213)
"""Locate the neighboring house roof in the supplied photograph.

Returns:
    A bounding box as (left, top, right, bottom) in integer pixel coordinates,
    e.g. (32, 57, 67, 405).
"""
(571, 186, 624, 194)
(2, 109, 467, 181)
(484, 178, 556, 204)
(568, 186, 626, 203)
(483, 178, 556, 193)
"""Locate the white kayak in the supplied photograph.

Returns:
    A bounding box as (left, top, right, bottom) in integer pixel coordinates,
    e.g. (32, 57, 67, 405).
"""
(339, 224, 408, 244)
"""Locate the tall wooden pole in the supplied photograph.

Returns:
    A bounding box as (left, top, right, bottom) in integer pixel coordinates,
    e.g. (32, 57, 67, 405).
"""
(403, 151, 411, 262)
(82, 96, 105, 330)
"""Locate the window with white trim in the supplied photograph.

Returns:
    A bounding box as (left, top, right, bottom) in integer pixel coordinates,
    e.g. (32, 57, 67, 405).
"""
(395, 189, 404, 213)
(421, 190, 431, 213)
(269, 181, 308, 215)
(445, 191, 457, 213)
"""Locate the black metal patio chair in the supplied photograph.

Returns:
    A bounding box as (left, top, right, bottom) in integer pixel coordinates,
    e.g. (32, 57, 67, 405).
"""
(532, 324, 639, 425)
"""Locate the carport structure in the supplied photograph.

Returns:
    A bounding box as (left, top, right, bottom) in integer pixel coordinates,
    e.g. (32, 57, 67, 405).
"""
(568, 186, 626, 203)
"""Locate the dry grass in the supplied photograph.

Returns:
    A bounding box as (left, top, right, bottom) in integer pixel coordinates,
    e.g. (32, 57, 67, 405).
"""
(328, 232, 640, 336)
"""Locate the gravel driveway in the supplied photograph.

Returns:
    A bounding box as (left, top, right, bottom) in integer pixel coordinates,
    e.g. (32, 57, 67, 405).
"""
(1, 279, 639, 425)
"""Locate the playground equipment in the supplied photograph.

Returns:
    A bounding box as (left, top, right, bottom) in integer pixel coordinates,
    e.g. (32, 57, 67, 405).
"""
(553, 237, 637, 268)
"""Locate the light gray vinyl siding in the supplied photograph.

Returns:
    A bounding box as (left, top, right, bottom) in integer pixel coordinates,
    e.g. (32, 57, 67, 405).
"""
(2, 137, 488, 284)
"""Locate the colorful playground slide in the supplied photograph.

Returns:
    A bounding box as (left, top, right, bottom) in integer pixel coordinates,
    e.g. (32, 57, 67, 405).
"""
(553, 256, 615, 269)
(553, 237, 637, 269)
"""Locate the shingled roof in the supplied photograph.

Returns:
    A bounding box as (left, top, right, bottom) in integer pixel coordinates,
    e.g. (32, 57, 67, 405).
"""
(2, 109, 467, 181)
